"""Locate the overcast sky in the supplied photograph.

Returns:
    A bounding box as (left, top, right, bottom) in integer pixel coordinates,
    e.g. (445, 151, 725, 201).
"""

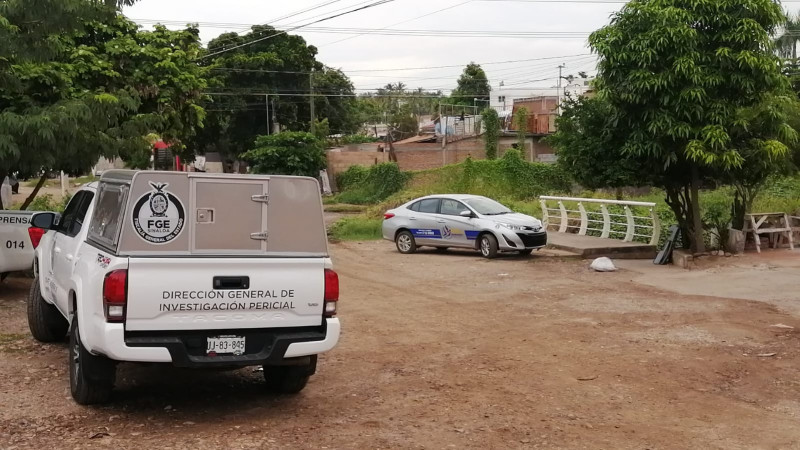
(123, 0, 622, 95)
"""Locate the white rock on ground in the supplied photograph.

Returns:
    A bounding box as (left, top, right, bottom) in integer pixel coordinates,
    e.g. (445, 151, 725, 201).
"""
(590, 257, 617, 272)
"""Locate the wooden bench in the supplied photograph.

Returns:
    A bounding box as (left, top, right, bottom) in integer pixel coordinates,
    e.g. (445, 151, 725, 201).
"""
(744, 213, 794, 253)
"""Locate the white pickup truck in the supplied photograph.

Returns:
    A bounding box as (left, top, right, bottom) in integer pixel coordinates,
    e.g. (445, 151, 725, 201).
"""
(28, 170, 340, 404)
(0, 211, 43, 280)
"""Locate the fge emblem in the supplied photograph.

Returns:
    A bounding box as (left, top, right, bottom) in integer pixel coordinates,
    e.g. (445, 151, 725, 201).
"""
(132, 182, 185, 244)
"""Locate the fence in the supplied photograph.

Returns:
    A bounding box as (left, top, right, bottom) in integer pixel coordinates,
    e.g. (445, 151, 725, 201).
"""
(539, 196, 661, 246)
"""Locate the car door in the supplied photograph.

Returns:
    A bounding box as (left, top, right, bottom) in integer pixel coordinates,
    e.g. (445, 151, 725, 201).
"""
(437, 198, 476, 248)
(51, 191, 94, 313)
(408, 198, 442, 245)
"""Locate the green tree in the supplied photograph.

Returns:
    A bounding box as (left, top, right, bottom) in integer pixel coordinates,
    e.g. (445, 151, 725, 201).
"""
(481, 108, 500, 160)
(241, 131, 326, 177)
(548, 96, 648, 195)
(589, 0, 795, 251)
(451, 63, 490, 105)
(513, 106, 529, 152)
(0, 1, 206, 209)
(197, 28, 357, 163)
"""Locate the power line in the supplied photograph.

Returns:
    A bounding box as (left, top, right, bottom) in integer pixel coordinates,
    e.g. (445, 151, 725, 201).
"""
(204, 89, 565, 98)
(200, 0, 396, 59)
(344, 53, 591, 72)
(264, 0, 347, 25)
(206, 54, 595, 80)
(319, 0, 474, 47)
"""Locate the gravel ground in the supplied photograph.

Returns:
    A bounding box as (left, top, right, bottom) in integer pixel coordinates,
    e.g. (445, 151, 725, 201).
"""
(2, 242, 800, 449)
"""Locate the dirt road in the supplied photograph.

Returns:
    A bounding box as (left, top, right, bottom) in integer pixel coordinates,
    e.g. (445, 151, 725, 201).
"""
(2, 242, 800, 449)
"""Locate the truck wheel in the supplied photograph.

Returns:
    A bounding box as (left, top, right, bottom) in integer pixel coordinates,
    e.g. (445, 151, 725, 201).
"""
(69, 317, 115, 405)
(263, 356, 316, 394)
(395, 230, 417, 254)
(27, 278, 68, 343)
(479, 234, 499, 259)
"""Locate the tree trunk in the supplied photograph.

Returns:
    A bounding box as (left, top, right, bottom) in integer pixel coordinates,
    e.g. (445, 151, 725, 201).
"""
(20, 173, 48, 210)
(689, 164, 705, 253)
(614, 187, 623, 201)
(664, 184, 690, 249)
(0, 169, 7, 210)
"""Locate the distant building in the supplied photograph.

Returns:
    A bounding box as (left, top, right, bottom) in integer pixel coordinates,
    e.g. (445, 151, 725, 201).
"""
(510, 96, 558, 135)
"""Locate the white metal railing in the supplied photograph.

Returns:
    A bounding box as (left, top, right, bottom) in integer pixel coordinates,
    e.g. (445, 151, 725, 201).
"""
(539, 196, 661, 246)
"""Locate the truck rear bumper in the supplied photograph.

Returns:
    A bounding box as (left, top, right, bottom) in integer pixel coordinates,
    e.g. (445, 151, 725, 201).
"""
(95, 318, 340, 367)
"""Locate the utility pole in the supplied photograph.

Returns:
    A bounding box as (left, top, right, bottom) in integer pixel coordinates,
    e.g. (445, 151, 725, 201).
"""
(557, 63, 566, 116)
(440, 103, 447, 167)
(265, 94, 270, 135)
(309, 69, 315, 134)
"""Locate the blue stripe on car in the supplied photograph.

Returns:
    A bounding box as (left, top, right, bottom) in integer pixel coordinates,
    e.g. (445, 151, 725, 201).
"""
(465, 230, 480, 240)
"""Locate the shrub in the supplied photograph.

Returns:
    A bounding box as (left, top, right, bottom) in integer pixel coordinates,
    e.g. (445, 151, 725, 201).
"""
(328, 217, 383, 241)
(336, 163, 410, 205)
(27, 193, 71, 212)
(241, 131, 326, 177)
(341, 134, 379, 144)
(336, 165, 369, 191)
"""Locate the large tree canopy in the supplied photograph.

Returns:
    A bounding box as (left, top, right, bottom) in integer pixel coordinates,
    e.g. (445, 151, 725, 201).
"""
(589, 0, 796, 251)
(451, 62, 490, 105)
(195, 26, 357, 161)
(0, 0, 206, 208)
(548, 95, 650, 192)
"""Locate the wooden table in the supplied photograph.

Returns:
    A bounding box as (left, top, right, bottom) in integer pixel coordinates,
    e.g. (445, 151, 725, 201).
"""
(744, 213, 795, 253)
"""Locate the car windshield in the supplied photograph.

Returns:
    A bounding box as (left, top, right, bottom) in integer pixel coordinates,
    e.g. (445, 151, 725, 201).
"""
(464, 197, 512, 215)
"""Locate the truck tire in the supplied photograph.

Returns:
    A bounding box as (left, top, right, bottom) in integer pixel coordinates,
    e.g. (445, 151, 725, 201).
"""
(479, 233, 499, 259)
(27, 278, 68, 343)
(69, 317, 115, 405)
(263, 357, 316, 394)
(395, 230, 417, 254)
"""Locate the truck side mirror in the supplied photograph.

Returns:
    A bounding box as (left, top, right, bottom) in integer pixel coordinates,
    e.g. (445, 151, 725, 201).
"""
(31, 212, 60, 230)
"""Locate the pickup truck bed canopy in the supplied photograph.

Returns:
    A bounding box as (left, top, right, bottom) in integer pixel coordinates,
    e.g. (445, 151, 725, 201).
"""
(90, 170, 328, 257)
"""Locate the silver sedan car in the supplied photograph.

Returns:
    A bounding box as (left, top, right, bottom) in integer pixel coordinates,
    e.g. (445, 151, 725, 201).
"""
(382, 194, 547, 258)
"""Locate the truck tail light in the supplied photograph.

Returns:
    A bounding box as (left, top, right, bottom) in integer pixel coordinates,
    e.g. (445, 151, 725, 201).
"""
(28, 227, 45, 249)
(103, 269, 127, 323)
(324, 269, 339, 317)
(383, 212, 395, 220)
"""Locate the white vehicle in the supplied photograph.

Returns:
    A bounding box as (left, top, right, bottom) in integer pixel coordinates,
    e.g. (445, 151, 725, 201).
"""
(382, 194, 547, 258)
(28, 170, 340, 404)
(0, 211, 44, 280)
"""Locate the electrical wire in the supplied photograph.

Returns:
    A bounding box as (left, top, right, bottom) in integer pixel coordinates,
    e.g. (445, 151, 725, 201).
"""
(200, 0, 396, 59)
(319, 0, 473, 47)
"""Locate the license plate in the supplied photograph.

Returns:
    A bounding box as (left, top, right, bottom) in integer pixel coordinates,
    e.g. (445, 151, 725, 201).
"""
(206, 335, 246, 355)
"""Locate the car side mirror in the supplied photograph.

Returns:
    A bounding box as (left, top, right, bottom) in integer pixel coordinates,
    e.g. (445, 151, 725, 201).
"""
(459, 210, 473, 218)
(31, 212, 60, 230)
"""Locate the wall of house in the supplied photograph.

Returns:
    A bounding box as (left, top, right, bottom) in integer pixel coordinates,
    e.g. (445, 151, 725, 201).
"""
(326, 136, 556, 188)
(326, 151, 390, 176)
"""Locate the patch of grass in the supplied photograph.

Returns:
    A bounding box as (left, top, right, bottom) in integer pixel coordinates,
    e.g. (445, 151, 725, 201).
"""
(328, 217, 383, 241)
(25, 175, 97, 188)
(324, 203, 367, 213)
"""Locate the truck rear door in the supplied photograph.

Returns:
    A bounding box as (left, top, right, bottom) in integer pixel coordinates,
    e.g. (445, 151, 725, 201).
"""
(125, 257, 325, 331)
(191, 178, 268, 253)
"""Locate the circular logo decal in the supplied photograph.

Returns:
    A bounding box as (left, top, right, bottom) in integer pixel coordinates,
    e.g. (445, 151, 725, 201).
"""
(132, 182, 185, 244)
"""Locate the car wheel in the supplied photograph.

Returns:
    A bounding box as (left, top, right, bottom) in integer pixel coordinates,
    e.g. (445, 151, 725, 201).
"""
(395, 231, 417, 254)
(27, 277, 68, 343)
(479, 234, 499, 259)
(263, 359, 315, 394)
(69, 316, 115, 405)
(518, 249, 534, 256)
